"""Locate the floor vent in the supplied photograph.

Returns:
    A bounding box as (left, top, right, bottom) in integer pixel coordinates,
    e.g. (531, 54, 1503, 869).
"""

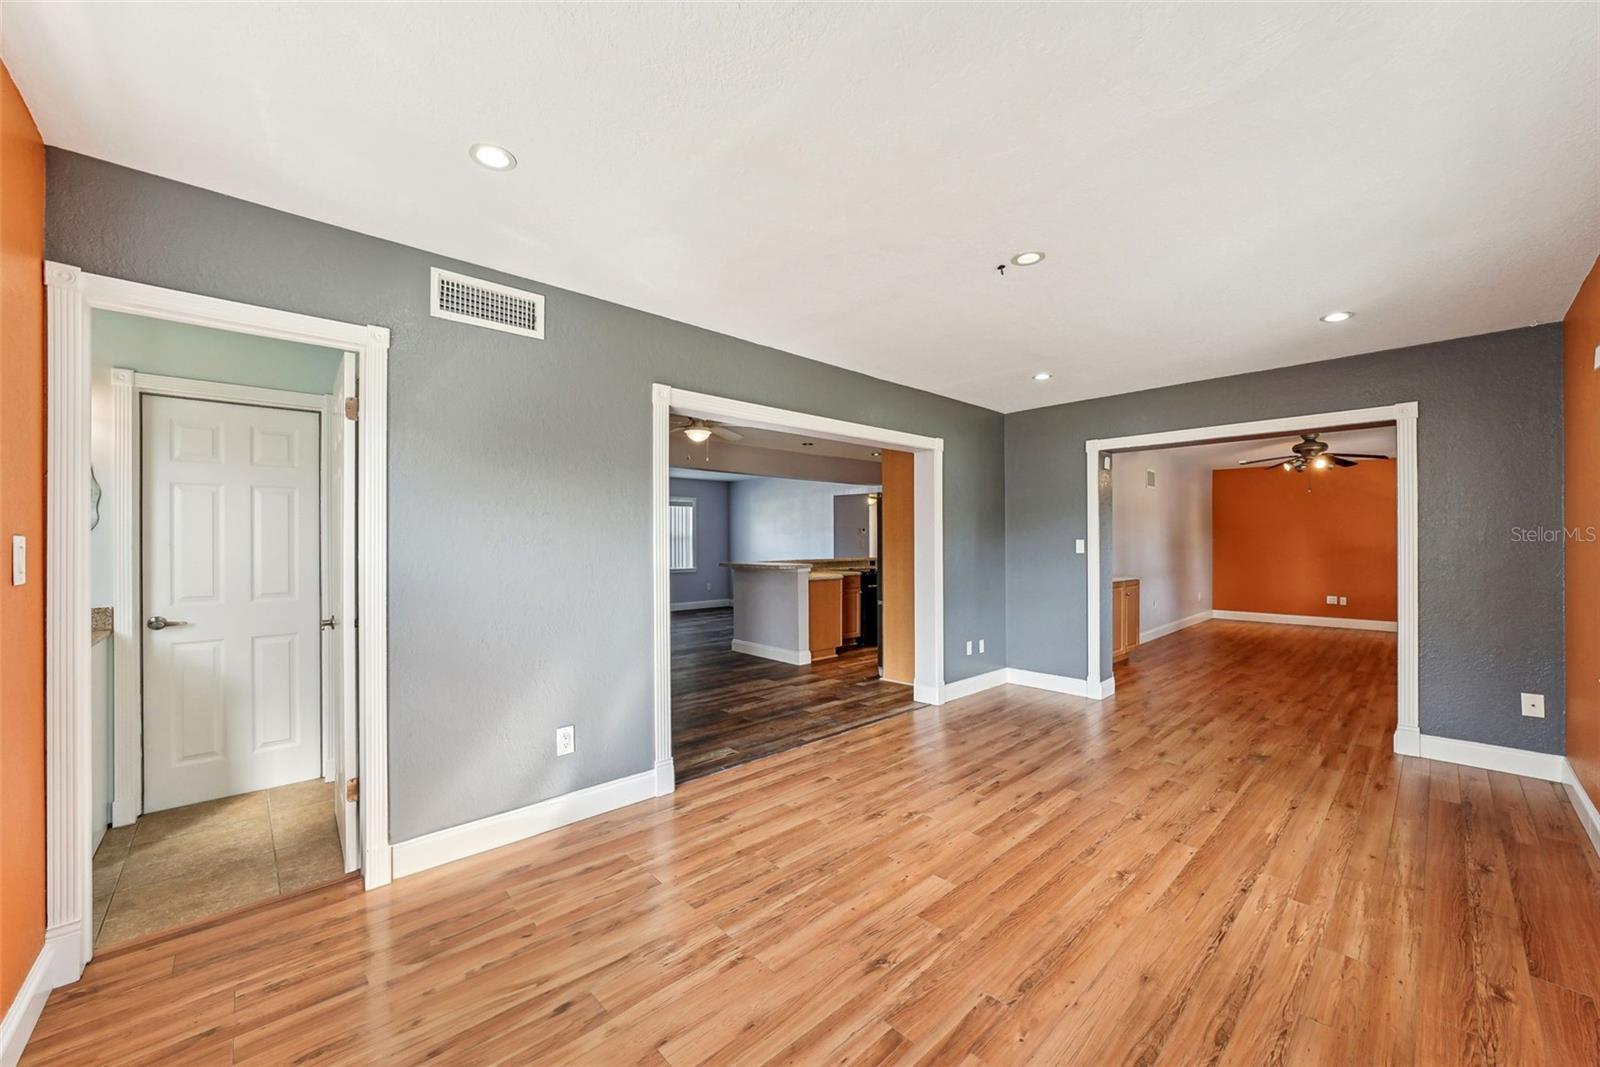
(430, 267, 544, 340)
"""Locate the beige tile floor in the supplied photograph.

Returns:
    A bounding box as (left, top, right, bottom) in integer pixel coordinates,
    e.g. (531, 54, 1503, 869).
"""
(91, 778, 347, 948)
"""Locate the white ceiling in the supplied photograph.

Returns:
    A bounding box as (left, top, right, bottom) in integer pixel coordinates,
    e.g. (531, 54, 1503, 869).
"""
(5, 4, 1596, 413)
(1120, 426, 1399, 470)
(709, 424, 882, 462)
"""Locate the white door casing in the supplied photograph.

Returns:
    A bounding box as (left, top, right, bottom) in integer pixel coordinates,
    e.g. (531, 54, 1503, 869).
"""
(141, 395, 322, 811)
(331, 355, 360, 871)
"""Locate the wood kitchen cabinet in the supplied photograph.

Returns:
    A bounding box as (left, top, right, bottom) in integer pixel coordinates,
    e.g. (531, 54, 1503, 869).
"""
(1112, 578, 1140, 662)
(841, 573, 862, 644)
(808, 578, 844, 661)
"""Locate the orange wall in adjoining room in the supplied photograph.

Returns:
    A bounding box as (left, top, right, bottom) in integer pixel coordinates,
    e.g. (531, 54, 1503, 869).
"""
(1212, 460, 1398, 622)
(0, 60, 48, 1019)
(1565, 254, 1600, 814)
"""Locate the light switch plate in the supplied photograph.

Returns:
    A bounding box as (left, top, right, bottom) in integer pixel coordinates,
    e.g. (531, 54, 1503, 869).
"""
(1102, 455, 1112, 471)
(978, 638, 985, 654)
(10, 535, 24, 586)
(1325, 594, 1337, 604)
(1075, 539, 1086, 555)
(1520, 693, 1545, 719)
(556, 725, 575, 755)
(965, 640, 973, 656)
(1338, 596, 1347, 606)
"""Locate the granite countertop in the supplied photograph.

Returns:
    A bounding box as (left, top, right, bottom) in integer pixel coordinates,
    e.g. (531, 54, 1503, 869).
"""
(91, 606, 113, 644)
(722, 558, 877, 572)
(808, 572, 844, 582)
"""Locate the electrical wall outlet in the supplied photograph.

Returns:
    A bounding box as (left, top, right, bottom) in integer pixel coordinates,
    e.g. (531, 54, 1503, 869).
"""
(10, 535, 24, 586)
(1338, 596, 1348, 606)
(556, 725, 575, 755)
(978, 638, 985, 654)
(1075, 539, 1086, 555)
(1520, 693, 1545, 719)
(1102, 455, 1112, 471)
(965, 640, 973, 656)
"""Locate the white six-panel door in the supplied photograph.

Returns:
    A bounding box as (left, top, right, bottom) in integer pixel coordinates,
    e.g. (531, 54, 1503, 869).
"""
(142, 395, 322, 812)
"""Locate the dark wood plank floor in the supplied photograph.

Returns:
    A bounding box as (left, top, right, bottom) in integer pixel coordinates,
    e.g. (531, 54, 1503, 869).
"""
(25, 621, 1600, 1065)
(671, 607, 922, 783)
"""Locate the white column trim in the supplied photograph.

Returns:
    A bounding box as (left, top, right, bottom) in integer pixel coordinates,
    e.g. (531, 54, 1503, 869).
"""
(1394, 401, 1420, 752)
(44, 262, 94, 976)
(650, 383, 676, 796)
(108, 370, 141, 825)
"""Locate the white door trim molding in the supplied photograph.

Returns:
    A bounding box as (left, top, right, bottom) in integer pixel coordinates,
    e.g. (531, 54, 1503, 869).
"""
(106, 371, 338, 827)
(44, 263, 393, 993)
(1085, 402, 1419, 754)
(651, 385, 946, 795)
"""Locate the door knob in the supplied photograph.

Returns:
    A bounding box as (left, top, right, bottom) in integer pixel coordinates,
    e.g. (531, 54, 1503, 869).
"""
(145, 615, 187, 630)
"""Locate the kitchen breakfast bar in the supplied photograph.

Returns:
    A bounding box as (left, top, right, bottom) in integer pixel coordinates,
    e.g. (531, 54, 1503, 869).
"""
(721, 559, 874, 665)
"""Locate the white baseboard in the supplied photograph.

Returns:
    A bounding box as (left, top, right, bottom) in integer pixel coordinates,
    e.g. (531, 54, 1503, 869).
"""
(653, 757, 676, 797)
(391, 770, 657, 879)
(1562, 761, 1600, 861)
(671, 599, 731, 612)
(730, 639, 810, 665)
(941, 669, 1008, 702)
(1392, 725, 1421, 756)
(999, 669, 1109, 700)
(914, 682, 943, 705)
(1139, 610, 1213, 644)
(1415, 733, 1566, 782)
(1212, 609, 1397, 632)
(1, 932, 78, 1067)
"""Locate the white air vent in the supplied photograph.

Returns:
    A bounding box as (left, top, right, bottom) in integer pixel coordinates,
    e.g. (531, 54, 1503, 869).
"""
(430, 267, 544, 339)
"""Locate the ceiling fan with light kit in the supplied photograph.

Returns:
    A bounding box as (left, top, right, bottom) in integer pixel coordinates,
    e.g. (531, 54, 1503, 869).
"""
(670, 416, 744, 444)
(1237, 433, 1390, 473)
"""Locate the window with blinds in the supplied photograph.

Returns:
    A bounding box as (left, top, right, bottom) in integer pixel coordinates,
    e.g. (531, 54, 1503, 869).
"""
(669, 497, 696, 572)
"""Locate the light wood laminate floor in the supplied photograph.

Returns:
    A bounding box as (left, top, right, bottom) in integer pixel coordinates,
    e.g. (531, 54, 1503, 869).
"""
(27, 621, 1600, 1065)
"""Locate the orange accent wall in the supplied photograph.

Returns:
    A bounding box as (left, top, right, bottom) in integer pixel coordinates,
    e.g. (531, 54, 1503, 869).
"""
(1212, 461, 1397, 621)
(1566, 254, 1600, 813)
(0, 60, 47, 1018)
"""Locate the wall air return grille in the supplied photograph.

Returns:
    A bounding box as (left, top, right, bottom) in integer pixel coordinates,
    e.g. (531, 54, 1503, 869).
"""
(430, 267, 544, 339)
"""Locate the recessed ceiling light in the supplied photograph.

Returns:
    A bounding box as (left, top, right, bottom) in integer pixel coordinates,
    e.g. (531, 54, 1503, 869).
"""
(1032, 371, 1053, 381)
(1319, 310, 1353, 323)
(469, 143, 517, 171)
(870, 450, 881, 457)
(1011, 251, 1045, 266)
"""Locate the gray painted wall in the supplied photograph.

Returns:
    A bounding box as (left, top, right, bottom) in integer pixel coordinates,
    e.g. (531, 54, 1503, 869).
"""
(668, 477, 730, 605)
(729, 478, 882, 562)
(46, 151, 1008, 842)
(1006, 326, 1565, 753)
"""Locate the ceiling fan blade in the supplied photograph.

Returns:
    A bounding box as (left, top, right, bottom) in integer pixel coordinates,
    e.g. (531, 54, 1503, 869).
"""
(669, 415, 692, 429)
(1332, 452, 1390, 459)
(1329, 456, 1358, 468)
(711, 425, 744, 442)
(1237, 456, 1298, 465)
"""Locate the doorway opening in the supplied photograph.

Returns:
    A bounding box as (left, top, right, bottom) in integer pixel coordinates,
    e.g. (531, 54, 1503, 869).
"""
(44, 264, 391, 984)
(651, 386, 944, 794)
(1086, 403, 1418, 752)
(87, 311, 356, 947)
(666, 423, 918, 781)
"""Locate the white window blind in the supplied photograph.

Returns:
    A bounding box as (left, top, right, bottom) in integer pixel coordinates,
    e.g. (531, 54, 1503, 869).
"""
(669, 497, 696, 572)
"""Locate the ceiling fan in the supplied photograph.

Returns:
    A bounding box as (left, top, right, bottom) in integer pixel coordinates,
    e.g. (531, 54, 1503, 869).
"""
(670, 416, 744, 444)
(1237, 433, 1389, 473)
